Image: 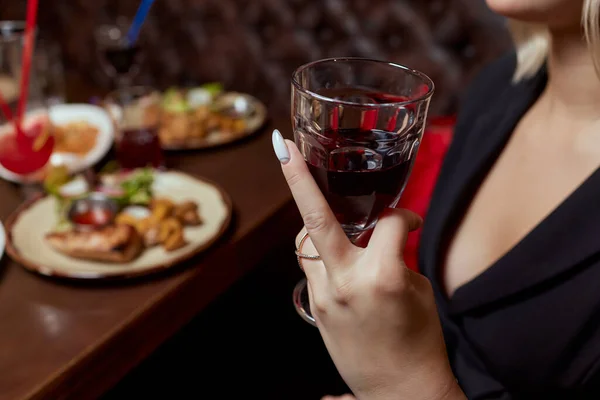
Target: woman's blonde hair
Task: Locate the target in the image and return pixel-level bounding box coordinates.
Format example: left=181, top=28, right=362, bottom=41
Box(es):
left=510, top=0, right=600, bottom=82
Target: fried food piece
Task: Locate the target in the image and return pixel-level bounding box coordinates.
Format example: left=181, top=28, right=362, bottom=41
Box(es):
left=187, top=106, right=210, bottom=139
left=163, top=230, right=187, bottom=251
left=157, top=217, right=187, bottom=251
left=149, top=198, right=175, bottom=222
left=143, top=103, right=161, bottom=126
left=115, top=213, right=162, bottom=248
left=173, top=201, right=202, bottom=226
left=163, top=113, right=189, bottom=140
left=115, top=213, right=139, bottom=227
left=193, top=105, right=210, bottom=120
left=231, top=119, right=246, bottom=134
left=205, top=113, right=221, bottom=132
left=158, top=217, right=182, bottom=242
left=45, top=224, right=143, bottom=263
left=143, top=225, right=161, bottom=247
left=218, top=116, right=234, bottom=134
left=135, top=217, right=152, bottom=235
left=150, top=198, right=175, bottom=211
left=136, top=217, right=161, bottom=247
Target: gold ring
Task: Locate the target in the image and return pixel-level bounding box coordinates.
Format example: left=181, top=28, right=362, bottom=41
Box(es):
left=295, top=231, right=321, bottom=270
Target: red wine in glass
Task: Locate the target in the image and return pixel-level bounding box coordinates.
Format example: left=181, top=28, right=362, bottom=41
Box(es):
left=117, top=127, right=164, bottom=170
left=306, top=128, right=415, bottom=236
left=301, top=88, right=423, bottom=236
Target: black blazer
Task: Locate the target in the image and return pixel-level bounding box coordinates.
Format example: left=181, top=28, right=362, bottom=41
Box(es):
left=419, top=53, right=600, bottom=399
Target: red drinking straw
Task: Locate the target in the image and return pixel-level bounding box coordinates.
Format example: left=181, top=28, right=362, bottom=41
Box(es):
left=16, top=0, right=39, bottom=138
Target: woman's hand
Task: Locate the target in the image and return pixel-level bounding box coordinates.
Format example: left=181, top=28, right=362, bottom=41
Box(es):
left=273, top=131, right=465, bottom=400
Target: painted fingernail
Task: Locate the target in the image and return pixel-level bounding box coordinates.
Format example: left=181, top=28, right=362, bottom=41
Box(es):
left=272, top=129, right=290, bottom=164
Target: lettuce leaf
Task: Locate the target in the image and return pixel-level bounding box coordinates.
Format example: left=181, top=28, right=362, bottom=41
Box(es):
left=119, top=168, right=154, bottom=205
left=200, top=82, right=223, bottom=96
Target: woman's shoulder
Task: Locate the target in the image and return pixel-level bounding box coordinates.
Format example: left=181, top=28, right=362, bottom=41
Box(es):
left=422, top=52, right=518, bottom=207
left=455, top=51, right=517, bottom=131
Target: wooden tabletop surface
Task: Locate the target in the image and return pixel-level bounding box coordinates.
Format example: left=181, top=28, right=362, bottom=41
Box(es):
left=0, top=113, right=299, bottom=400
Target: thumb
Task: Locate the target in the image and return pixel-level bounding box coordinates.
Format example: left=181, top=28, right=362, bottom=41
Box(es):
left=368, top=208, right=423, bottom=259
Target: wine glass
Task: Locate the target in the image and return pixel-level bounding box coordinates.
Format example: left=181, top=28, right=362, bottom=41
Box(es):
left=291, top=57, right=434, bottom=326
left=0, top=20, right=53, bottom=181
left=94, top=18, right=142, bottom=90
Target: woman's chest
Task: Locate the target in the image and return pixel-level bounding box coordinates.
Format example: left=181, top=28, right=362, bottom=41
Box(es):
left=442, top=123, right=600, bottom=297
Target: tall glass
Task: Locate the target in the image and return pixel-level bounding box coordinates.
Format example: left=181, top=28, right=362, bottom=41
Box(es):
left=291, top=58, right=434, bottom=325
left=0, top=20, right=53, bottom=180
left=105, top=86, right=164, bottom=170
left=35, top=37, right=66, bottom=106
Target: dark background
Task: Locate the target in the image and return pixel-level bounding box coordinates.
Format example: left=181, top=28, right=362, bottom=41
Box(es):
left=0, top=1, right=512, bottom=398
left=1, top=0, right=512, bottom=115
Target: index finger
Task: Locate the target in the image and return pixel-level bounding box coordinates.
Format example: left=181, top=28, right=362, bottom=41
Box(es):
left=273, top=130, right=354, bottom=268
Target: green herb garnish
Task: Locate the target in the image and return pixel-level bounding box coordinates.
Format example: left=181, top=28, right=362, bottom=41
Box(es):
left=200, top=82, right=224, bottom=96
left=120, top=168, right=154, bottom=205
left=162, top=87, right=189, bottom=113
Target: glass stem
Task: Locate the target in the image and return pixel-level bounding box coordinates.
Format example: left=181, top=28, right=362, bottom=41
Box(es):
left=115, top=74, right=131, bottom=91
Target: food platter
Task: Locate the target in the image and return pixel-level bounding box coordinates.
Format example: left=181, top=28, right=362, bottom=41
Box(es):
left=0, top=104, right=114, bottom=184
left=4, top=170, right=232, bottom=280
left=160, top=91, right=267, bottom=150
left=106, top=85, right=267, bottom=151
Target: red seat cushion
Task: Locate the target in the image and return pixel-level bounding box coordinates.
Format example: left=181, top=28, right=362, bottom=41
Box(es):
left=397, top=116, right=456, bottom=271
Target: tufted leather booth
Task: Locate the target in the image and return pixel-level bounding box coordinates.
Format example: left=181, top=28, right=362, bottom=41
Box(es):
left=1, top=0, right=512, bottom=116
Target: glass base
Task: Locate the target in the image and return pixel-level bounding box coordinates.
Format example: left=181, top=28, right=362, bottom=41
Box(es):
left=293, top=278, right=316, bottom=326
left=341, top=220, right=376, bottom=241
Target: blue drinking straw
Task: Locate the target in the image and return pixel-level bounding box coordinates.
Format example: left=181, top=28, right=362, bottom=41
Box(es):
left=126, top=0, right=155, bottom=45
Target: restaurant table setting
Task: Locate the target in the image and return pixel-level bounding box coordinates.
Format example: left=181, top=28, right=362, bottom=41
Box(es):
left=0, top=0, right=270, bottom=281
left=0, top=0, right=445, bottom=397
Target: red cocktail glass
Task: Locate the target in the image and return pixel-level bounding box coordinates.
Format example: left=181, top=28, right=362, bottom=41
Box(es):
left=0, top=20, right=54, bottom=179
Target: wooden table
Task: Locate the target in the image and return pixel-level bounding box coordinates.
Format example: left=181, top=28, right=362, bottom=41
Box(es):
left=0, top=115, right=299, bottom=400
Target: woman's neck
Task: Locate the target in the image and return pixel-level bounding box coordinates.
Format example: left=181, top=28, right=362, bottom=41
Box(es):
left=543, top=28, right=600, bottom=120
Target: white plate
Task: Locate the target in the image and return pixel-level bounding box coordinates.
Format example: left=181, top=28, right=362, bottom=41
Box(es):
left=0, top=104, right=114, bottom=183
left=5, top=171, right=232, bottom=280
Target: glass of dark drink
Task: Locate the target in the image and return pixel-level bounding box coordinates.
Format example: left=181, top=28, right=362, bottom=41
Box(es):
left=94, top=19, right=141, bottom=89
left=291, top=58, right=434, bottom=325
left=105, top=86, right=164, bottom=170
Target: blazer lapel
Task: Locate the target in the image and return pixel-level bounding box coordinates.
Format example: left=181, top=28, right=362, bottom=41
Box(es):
left=421, top=66, right=548, bottom=312
left=442, top=67, right=600, bottom=314
left=450, top=168, right=600, bottom=314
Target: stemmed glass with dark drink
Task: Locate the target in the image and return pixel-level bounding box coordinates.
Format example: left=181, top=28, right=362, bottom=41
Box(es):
left=94, top=19, right=141, bottom=89
left=291, top=58, right=434, bottom=326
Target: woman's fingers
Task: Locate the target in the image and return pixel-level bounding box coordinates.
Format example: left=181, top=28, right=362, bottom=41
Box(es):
left=368, top=208, right=422, bottom=260
left=295, top=226, right=307, bottom=249
left=296, top=228, right=327, bottom=290
left=274, top=131, right=354, bottom=269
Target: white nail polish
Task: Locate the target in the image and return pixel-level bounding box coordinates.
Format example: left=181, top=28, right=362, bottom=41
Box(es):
left=272, top=129, right=290, bottom=164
